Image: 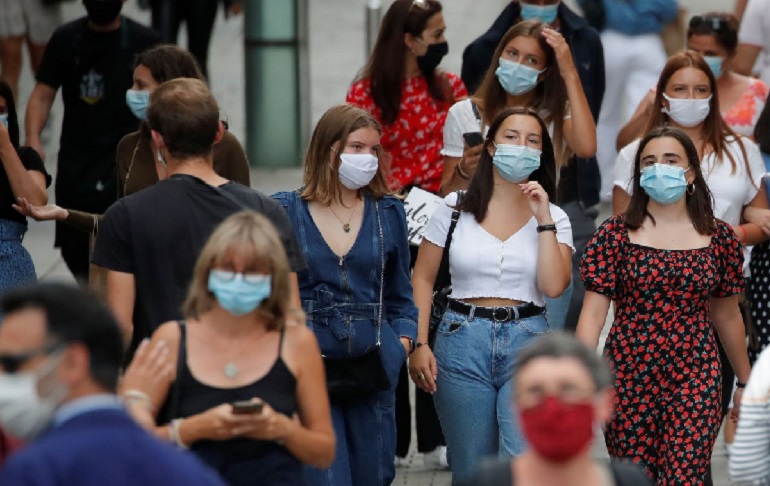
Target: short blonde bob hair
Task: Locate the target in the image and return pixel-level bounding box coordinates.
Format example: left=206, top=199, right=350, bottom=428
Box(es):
left=183, top=211, right=290, bottom=330
left=300, top=104, right=393, bottom=204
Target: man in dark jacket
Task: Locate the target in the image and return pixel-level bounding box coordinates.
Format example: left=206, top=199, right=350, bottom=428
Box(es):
left=461, top=0, right=605, bottom=331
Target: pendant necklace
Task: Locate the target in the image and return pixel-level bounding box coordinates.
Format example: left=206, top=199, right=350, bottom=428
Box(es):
left=328, top=198, right=360, bottom=233
left=220, top=329, right=270, bottom=379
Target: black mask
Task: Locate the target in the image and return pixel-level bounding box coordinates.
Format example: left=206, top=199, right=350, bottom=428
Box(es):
left=417, top=41, right=449, bottom=77
left=84, top=0, right=123, bottom=26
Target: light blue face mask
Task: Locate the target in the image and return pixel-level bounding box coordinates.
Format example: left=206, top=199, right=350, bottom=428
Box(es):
left=640, top=163, right=690, bottom=205
left=125, top=89, right=150, bottom=120
left=495, top=58, right=544, bottom=96
left=703, top=55, right=724, bottom=78
left=208, top=270, right=272, bottom=316
left=492, top=143, right=542, bottom=183
left=520, top=1, right=560, bottom=24
left=0, top=113, right=8, bottom=128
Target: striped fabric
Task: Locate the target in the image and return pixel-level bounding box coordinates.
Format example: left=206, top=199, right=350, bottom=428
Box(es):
left=729, top=346, right=770, bottom=485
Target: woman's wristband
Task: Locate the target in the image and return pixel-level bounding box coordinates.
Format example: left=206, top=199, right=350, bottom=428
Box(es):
left=169, top=418, right=188, bottom=449
left=736, top=381, right=747, bottom=389
left=455, top=160, right=470, bottom=180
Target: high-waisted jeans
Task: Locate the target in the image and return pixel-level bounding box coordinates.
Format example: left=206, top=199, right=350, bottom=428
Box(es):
left=432, top=308, right=549, bottom=484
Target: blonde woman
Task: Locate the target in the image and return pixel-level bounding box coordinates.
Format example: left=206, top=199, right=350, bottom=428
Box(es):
left=125, top=211, right=334, bottom=486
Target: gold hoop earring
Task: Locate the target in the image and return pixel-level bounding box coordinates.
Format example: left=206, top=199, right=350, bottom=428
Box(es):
left=687, top=183, right=695, bottom=195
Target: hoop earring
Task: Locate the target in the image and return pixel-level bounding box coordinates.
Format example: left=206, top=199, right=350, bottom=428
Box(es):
left=687, top=183, right=695, bottom=195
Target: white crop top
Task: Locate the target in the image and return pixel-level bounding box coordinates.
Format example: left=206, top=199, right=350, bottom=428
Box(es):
left=423, top=192, right=574, bottom=306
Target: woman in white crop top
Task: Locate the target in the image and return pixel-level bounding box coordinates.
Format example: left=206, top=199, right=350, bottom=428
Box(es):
left=409, top=107, right=573, bottom=484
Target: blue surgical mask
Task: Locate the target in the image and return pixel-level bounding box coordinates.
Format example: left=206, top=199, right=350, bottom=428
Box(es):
left=520, top=1, right=560, bottom=24
left=492, top=143, right=541, bottom=183
left=125, top=89, right=150, bottom=120
left=704, top=56, right=724, bottom=78
left=0, top=113, right=8, bottom=127
left=640, top=163, right=690, bottom=205
left=495, top=58, right=544, bottom=95
left=208, top=270, right=272, bottom=316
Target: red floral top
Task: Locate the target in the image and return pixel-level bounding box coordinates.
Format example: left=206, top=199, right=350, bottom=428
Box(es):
left=723, top=77, right=769, bottom=138
left=346, top=73, right=467, bottom=193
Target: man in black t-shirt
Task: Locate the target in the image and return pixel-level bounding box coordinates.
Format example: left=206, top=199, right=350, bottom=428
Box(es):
left=91, top=78, right=306, bottom=356
left=24, top=0, right=160, bottom=283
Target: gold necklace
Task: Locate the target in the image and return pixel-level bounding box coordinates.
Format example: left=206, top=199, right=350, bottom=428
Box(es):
left=328, top=198, right=360, bottom=233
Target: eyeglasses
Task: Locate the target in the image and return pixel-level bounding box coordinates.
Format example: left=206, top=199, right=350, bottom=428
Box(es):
left=0, top=343, right=61, bottom=374
left=210, top=269, right=270, bottom=284
left=688, top=15, right=730, bottom=34
left=409, top=0, right=429, bottom=12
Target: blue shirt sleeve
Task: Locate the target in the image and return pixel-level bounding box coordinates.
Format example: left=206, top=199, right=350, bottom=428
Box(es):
left=603, top=0, right=679, bottom=35
left=381, top=198, right=418, bottom=340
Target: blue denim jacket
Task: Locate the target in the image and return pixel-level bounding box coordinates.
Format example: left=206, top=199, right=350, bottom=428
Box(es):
left=272, top=192, right=418, bottom=381
left=599, top=0, right=679, bottom=36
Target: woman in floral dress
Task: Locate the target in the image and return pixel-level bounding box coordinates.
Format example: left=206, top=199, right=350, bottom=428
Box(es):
left=577, top=126, right=752, bottom=485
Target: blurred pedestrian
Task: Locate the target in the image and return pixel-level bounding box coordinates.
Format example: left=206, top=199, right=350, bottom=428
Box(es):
left=458, top=332, right=651, bottom=486
left=90, top=78, right=304, bottom=360
left=0, top=0, right=62, bottom=99
left=0, top=282, right=226, bottom=486
left=0, top=79, right=50, bottom=293
left=24, top=0, right=160, bottom=284
left=273, top=104, right=418, bottom=486
left=122, top=211, right=335, bottom=485
left=411, top=107, right=573, bottom=484
left=733, top=0, right=770, bottom=85
left=578, top=126, right=752, bottom=484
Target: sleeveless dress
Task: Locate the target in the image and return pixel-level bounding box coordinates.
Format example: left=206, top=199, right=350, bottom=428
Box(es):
left=580, top=216, right=744, bottom=484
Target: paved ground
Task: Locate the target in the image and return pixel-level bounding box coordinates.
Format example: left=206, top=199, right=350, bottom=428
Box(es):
left=16, top=1, right=736, bottom=484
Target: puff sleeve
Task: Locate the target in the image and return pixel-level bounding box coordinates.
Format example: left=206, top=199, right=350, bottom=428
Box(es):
left=580, top=215, right=625, bottom=299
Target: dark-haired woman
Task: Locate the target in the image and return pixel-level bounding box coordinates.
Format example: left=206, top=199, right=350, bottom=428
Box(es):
left=0, top=78, right=50, bottom=292
left=15, top=44, right=250, bottom=234
left=410, top=107, right=573, bottom=484
left=345, top=0, right=465, bottom=467
left=346, top=0, right=466, bottom=194
left=578, top=126, right=752, bottom=484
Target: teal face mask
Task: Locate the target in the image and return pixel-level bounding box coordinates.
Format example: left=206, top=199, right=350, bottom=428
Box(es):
left=125, top=89, right=150, bottom=120
left=640, top=163, right=690, bottom=205
left=492, top=143, right=542, bottom=183
left=0, top=113, right=8, bottom=127
left=208, top=270, right=272, bottom=316
left=703, top=56, right=724, bottom=78
left=520, top=2, right=560, bottom=24
left=495, top=58, right=544, bottom=95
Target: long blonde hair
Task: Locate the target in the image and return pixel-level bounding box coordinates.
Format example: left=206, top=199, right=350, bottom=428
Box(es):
left=183, top=211, right=291, bottom=330
left=300, top=104, right=393, bottom=204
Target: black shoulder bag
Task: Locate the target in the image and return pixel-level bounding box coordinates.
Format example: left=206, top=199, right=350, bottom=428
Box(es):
left=322, top=200, right=391, bottom=401
left=428, top=192, right=463, bottom=347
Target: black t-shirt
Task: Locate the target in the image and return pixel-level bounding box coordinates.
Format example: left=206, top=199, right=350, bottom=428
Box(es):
left=37, top=17, right=160, bottom=212
left=0, top=147, right=51, bottom=226
left=91, top=174, right=306, bottom=348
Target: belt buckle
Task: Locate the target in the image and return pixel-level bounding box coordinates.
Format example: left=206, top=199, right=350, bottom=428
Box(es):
left=492, top=307, right=513, bottom=322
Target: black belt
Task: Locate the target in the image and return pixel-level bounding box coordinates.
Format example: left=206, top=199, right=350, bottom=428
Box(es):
left=447, top=298, right=545, bottom=322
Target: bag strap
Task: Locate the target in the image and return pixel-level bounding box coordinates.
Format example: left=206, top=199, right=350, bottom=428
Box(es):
left=374, top=199, right=385, bottom=346
left=434, top=191, right=464, bottom=291
left=470, top=100, right=483, bottom=132
left=169, top=319, right=187, bottom=419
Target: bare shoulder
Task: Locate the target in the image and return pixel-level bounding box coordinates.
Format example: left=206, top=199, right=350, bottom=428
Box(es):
left=281, top=323, right=321, bottom=378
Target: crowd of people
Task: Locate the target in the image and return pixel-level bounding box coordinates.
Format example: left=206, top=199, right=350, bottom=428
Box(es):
left=2, top=0, right=770, bottom=485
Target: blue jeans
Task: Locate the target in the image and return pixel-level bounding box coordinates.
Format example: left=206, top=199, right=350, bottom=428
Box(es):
left=432, top=309, right=549, bottom=484
left=544, top=280, right=573, bottom=331
left=304, top=386, right=397, bottom=486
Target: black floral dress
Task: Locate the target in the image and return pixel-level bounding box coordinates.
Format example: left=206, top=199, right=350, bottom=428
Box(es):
left=580, top=216, right=744, bottom=485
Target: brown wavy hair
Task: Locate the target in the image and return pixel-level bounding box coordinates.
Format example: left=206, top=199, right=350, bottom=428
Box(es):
left=624, top=126, right=716, bottom=235
left=473, top=20, right=567, bottom=166
left=300, top=104, right=392, bottom=204
left=357, top=0, right=450, bottom=125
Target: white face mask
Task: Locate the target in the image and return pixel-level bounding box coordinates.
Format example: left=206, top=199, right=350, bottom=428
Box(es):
left=0, top=353, right=69, bottom=441
left=662, top=94, right=712, bottom=128
left=337, top=153, right=379, bottom=190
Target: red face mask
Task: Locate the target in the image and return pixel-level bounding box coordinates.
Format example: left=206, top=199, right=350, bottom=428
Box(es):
left=519, top=396, right=594, bottom=462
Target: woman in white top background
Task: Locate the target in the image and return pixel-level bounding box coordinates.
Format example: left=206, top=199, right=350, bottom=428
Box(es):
left=410, top=106, right=573, bottom=484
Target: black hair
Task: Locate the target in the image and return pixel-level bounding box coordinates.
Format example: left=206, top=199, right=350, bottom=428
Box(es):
left=134, top=44, right=205, bottom=84
left=0, top=283, right=124, bottom=391
left=458, top=106, right=557, bottom=222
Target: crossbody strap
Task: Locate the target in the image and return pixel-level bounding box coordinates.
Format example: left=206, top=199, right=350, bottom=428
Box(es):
left=374, top=199, right=385, bottom=346
left=435, top=191, right=464, bottom=291
left=169, top=319, right=187, bottom=419
left=470, top=100, right=483, bottom=133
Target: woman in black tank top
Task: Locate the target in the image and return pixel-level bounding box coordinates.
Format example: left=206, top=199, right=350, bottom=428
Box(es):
left=121, top=212, right=335, bottom=485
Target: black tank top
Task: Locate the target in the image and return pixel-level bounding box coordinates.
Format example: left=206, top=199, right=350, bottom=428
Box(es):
left=173, top=322, right=304, bottom=485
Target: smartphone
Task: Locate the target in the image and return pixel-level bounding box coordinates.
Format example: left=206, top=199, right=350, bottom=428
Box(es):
left=231, top=400, right=264, bottom=414
left=462, top=131, right=484, bottom=148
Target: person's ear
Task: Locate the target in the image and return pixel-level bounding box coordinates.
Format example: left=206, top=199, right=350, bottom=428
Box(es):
left=404, top=33, right=421, bottom=56
left=214, top=121, right=226, bottom=145
left=150, top=130, right=166, bottom=152
left=594, top=387, right=615, bottom=425
left=487, top=142, right=496, bottom=158
left=56, top=343, right=90, bottom=390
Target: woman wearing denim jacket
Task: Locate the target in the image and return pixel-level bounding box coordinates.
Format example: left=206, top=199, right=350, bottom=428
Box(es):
left=273, top=104, right=418, bottom=486
left=410, top=107, right=573, bottom=484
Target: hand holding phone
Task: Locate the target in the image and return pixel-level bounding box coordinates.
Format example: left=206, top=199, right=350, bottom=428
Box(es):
left=462, top=131, right=484, bottom=148
left=231, top=400, right=264, bottom=415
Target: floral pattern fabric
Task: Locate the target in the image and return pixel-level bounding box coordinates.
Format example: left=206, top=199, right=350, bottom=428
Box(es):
left=723, top=77, right=769, bottom=138
left=580, top=215, right=745, bottom=485
left=346, top=73, right=467, bottom=194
